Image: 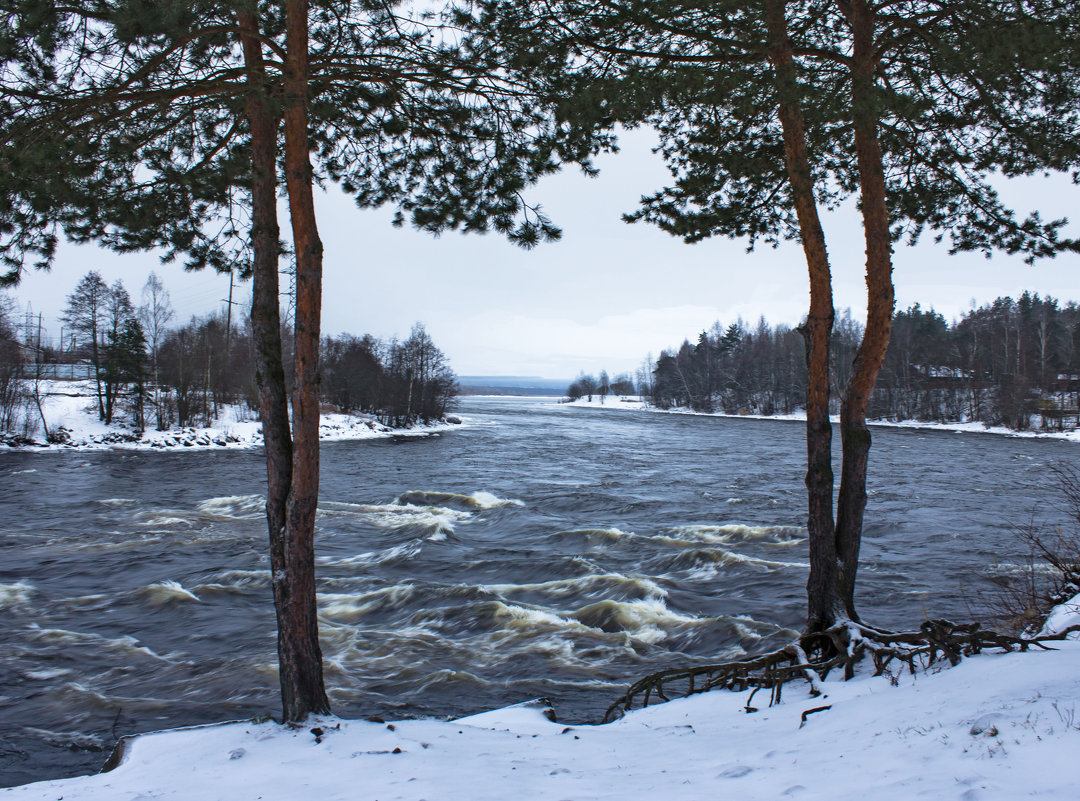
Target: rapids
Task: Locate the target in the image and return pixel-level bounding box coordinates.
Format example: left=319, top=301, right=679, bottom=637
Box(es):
left=0, top=396, right=1073, bottom=786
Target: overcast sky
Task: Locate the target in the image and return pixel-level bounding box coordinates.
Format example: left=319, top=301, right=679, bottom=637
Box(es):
left=7, top=128, right=1080, bottom=379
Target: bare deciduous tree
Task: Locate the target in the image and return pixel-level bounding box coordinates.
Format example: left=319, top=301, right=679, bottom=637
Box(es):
left=139, top=272, right=174, bottom=430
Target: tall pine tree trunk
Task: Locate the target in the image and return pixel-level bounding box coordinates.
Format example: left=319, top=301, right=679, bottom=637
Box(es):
left=240, top=4, right=328, bottom=723
left=279, top=0, right=330, bottom=721
left=835, top=0, right=895, bottom=621
left=766, top=0, right=840, bottom=632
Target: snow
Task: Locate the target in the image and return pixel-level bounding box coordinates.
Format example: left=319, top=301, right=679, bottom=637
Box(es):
left=6, top=393, right=1080, bottom=797
left=564, top=395, right=1080, bottom=441
left=6, top=616, right=1080, bottom=799
left=1040, top=592, right=1080, bottom=637
left=564, top=394, right=651, bottom=411
left=2, top=380, right=458, bottom=451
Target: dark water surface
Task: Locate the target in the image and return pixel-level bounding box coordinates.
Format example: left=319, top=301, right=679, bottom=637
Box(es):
left=0, top=397, right=1074, bottom=786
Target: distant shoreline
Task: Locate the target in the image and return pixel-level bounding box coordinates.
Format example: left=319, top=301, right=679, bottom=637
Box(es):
left=1, top=379, right=460, bottom=453
left=458, top=376, right=568, bottom=397
left=561, top=395, right=1080, bottom=443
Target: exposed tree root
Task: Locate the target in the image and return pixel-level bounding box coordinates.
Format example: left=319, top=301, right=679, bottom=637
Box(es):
left=602, top=619, right=1080, bottom=723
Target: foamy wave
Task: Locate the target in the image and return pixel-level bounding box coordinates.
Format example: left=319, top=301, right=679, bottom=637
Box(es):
left=987, top=561, right=1063, bottom=578
left=468, top=491, right=525, bottom=509
left=515, top=635, right=577, bottom=662
left=727, top=614, right=799, bottom=642
left=665, top=524, right=806, bottom=545
left=483, top=573, right=666, bottom=600
left=24, top=668, right=72, bottom=681
left=97, top=498, right=137, bottom=506
left=571, top=598, right=706, bottom=644
left=212, top=569, right=272, bottom=588
left=487, top=596, right=708, bottom=645
left=318, top=585, right=417, bottom=621
left=493, top=602, right=583, bottom=630
left=140, top=580, right=201, bottom=605
left=0, top=581, right=34, bottom=609
left=134, top=513, right=195, bottom=528
left=731, top=618, right=765, bottom=641
left=196, top=494, right=265, bottom=519
left=548, top=527, right=634, bottom=545
left=320, top=539, right=424, bottom=568
left=320, top=501, right=470, bottom=535
left=659, top=548, right=809, bottom=576
left=366, top=505, right=467, bottom=534
left=394, top=490, right=524, bottom=510
left=25, top=626, right=170, bottom=660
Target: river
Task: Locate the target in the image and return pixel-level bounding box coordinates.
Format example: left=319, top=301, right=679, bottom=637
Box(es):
left=0, top=397, right=1074, bottom=787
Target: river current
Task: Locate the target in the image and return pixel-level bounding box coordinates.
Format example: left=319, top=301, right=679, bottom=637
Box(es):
left=1, top=397, right=1074, bottom=786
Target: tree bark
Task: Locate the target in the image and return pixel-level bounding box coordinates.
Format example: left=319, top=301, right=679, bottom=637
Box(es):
left=278, top=0, right=330, bottom=721
left=240, top=4, right=328, bottom=722
left=765, top=0, right=840, bottom=632
left=835, top=0, right=895, bottom=621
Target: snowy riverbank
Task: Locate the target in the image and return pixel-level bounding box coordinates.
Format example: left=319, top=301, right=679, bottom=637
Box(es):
left=563, top=395, right=1080, bottom=442
left=6, top=597, right=1079, bottom=800
left=1, top=380, right=459, bottom=451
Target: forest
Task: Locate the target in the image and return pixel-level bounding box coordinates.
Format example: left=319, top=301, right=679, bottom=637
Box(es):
left=0, top=271, right=457, bottom=439
left=571, top=292, right=1080, bottom=432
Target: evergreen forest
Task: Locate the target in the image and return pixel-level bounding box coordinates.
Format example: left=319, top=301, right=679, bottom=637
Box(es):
left=571, top=292, right=1080, bottom=432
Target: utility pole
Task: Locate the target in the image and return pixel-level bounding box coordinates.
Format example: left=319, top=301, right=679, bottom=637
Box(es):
left=216, top=270, right=245, bottom=420
left=224, top=270, right=234, bottom=358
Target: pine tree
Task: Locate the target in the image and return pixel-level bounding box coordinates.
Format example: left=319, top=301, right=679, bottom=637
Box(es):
left=476, top=0, right=1080, bottom=630
left=61, top=271, right=110, bottom=420
left=100, top=280, right=136, bottom=425
left=102, top=316, right=147, bottom=429
left=1, top=0, right=599, bottom=721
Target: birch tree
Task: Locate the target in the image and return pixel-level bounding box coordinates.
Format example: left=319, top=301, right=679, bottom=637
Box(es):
left=139, top=272, right=174, bottom=430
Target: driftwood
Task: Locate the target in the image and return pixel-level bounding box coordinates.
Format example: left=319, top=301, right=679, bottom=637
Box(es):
left=602, top=619, right=1080, bottom=723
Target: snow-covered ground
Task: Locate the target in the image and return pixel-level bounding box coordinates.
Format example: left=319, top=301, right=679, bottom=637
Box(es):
left=1, top=381, right=459, bottom=451
left=6, top=597, right=1079, bottom=800
left=564, top=395, right=1080, bottom=442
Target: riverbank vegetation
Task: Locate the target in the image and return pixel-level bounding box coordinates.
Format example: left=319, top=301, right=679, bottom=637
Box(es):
left=0, top=275, right=457, bottom=443
left=660, top=293, right=1080, bottom=433
left=986, top=464, right=1080, bottom=635
left=569, top=292, right=1080, bottom=433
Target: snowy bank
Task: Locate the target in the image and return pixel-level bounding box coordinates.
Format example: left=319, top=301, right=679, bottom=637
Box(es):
left=563, top=395, right=1080, bottom=442
left=6, top=629, right=1080, bottom=799
left=1, top=380, right=460, bottom=451
left=1040, top=592, right=1080, bottom=637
